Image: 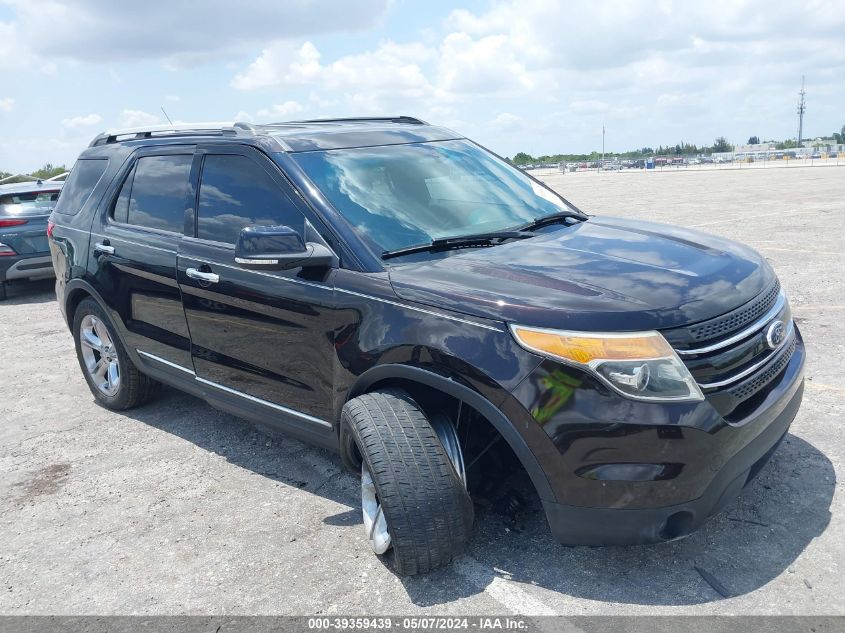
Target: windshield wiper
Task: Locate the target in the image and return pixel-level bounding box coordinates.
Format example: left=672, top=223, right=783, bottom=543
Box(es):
left=382, top=230, right=534, bottom=260
left=516, top=211, right=586, bottom=233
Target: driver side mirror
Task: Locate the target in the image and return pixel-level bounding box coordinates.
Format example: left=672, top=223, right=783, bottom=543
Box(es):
left=234, top=225, right=337, bottom=271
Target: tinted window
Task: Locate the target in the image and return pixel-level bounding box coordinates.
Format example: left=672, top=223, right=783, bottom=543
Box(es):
left=0, top=189, right=61, bottom=216
left=126, top=155, right=192, bottom=233
left=53, top=159, right=108, bottom=216
left=112, top=163, right=135, bottom=224
left=197, top=154, right=302, bottom=244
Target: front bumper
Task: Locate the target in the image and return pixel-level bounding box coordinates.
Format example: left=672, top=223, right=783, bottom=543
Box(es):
left=510, top=327, right=805, bottom=545
left=543, top=379, right=801, bottom=544
left=0, top=253, right=54, bottom=282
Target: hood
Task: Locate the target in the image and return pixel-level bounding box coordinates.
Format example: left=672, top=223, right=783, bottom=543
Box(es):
left=387, top=216, right=775, bottom=331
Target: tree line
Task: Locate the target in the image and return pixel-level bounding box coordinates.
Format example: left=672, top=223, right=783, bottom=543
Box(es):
left=0, top=163, right=69, bottom=184
left=510, top=124, right=845, bottom=165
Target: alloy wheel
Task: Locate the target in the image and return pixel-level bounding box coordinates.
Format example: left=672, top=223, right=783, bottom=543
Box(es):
left=79, top=314, right=121, bottom=397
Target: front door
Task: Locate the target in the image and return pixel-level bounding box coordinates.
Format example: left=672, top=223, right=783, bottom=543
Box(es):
left=177, top=145, right=337, bottom=442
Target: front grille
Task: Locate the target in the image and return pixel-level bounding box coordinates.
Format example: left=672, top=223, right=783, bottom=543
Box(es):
left=728, top=335, right=797, bottom=401
left=687, top=279, right=780, bottom=342
left=662, top=279, right=796, bottom=416
left=665, top=279, right=780, bottom=349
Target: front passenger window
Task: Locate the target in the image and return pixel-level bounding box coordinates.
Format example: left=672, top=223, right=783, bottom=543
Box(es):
left=197, top=154, right=304, bottom=244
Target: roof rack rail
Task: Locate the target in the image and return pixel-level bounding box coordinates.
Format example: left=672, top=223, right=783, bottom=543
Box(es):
left=289, top=116, right=427, bottom=126
left=89, top=121, right=255, bottom=147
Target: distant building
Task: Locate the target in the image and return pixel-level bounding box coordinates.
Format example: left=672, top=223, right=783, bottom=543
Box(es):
left=733, top=142, right=777, bottom=153
left=802, top=138, right=844, bottom=153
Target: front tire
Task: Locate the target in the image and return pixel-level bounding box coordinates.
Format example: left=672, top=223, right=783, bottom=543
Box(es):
left=342, top=389, right=474, bottom=576
left=72, top=298, right=160, bottom=410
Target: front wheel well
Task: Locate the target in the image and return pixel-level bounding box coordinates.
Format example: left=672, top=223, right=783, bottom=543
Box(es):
left=343, top=377, right=538, bottom=506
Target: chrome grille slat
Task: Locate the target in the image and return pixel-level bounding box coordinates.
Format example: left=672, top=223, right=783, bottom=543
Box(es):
left=676, top=293, right=785, bottom=356
left=662, top=279, right=796, bottom=412
left=685, top=279, right=780, bottom=343
left=727, top=335, right=797, bottom=400
left=697, top=321, right=795, bottom=389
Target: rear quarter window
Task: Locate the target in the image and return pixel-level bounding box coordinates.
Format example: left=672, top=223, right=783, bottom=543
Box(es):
left=53, top=159, right=109, bottom=215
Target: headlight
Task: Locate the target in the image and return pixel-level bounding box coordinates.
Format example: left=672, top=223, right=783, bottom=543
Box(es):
left=510, top=325, right=704, bottom=402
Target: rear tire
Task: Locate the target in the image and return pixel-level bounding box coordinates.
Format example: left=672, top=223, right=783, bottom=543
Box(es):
left=72, top=298, right=160, bottom=410
left=0, top=281, right=6, bottom=301
left=342, top=389, right=474, bottom=576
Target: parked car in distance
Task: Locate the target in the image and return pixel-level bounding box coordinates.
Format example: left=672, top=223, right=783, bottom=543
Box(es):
left=49, top=118, right=805, bottom=575
left=0, top=179, right=64, bottom=299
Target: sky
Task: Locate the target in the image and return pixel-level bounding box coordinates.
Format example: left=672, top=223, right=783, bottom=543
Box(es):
left=1, top=0, right=844, bottom=172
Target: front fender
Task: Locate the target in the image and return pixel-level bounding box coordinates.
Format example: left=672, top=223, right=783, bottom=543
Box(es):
left=347, top=363, right=555, bottom=502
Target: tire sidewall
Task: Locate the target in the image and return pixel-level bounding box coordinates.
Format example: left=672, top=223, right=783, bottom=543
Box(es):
left=341, top=390, right=473, bottom=574
left=72, top=299, right=134, bottom=410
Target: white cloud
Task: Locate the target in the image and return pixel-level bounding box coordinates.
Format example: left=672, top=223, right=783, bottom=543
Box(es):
left=61, top=113, right=103, bottom=128
left=2, top=0, right=845, bottom=171
left=570, top=100, right=610, bottom=115
left=257, top=100, right=304, bottom=119
left=3, top=0, right=391, bottom=66
left=0, top=97, right=14, bottom=112
left=437, top=32, right=533, bottom=95
left=492, top=112, right=524, bottom=129
left=233, top=40, right=435, bottom=99
left=118, top=109, right=160, bottom=128
left=0, top=21, right=25, bottom=70
left=231, top=42, right=304, bottom=90
left=233, top=40, right=438, bottom=114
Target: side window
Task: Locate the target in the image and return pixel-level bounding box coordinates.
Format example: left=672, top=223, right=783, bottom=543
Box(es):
left=197, top=154, right=303, bottom=244
left=124, top=155, right=192, bottom=233
left=112, top=163, right=136, bottom=224
left=53, top=158, right=108, bottom=216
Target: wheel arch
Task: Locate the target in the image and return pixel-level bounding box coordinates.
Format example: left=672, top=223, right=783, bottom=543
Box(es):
left=64, top=281, right=97, bottom=329
left=345, top=363, right=555, bottom=502
left=63, top=279, right=139, bottom=367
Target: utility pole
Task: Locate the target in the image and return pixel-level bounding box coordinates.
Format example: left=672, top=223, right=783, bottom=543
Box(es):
left=601, top=124, right=605, bottom=171
left=797, top=75, right=806, bottom=147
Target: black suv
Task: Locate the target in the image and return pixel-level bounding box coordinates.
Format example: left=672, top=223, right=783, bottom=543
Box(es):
left=49, top=118, right=805, bottom=575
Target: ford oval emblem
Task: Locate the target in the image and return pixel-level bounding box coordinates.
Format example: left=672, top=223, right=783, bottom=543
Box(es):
left=765, top=320, right=786, bottom=350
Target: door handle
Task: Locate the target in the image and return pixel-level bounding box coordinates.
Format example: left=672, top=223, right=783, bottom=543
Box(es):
left=94, top=241, right=115, bottom=255
left=186, top=267, right=220, bottom=284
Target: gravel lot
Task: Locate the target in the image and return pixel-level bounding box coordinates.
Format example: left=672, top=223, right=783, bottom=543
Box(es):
left=1, top=166, right=842, bottom=616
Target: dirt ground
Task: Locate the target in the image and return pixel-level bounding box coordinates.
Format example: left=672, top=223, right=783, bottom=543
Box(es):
left=0, top=165, right=842, bottom=615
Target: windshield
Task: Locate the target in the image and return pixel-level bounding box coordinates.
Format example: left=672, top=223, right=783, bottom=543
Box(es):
left=0, top=189, right=61, bottom=216
left=292, top=139, right=578, bottom=255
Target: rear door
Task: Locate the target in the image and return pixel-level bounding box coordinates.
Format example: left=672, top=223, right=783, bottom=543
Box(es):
left=90, top=146, right=195, bottom=370
left=177, top=144, right=337, bottom=436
